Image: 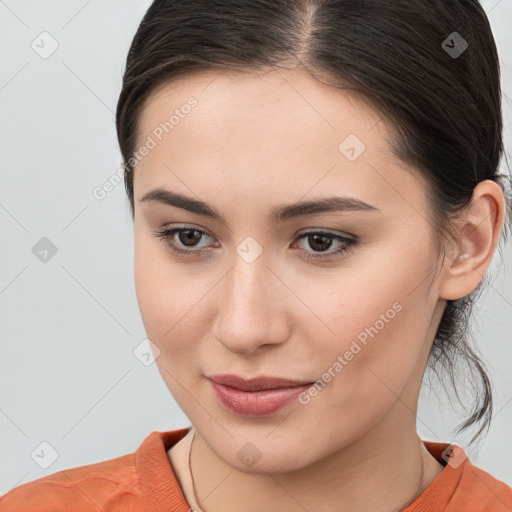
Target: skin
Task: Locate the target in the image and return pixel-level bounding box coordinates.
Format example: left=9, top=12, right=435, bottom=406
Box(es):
left=132, top=66, right=506, bottom=512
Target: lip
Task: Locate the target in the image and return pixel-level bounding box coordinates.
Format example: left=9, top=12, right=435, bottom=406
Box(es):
left=208, top=374, right=314, bottom=391
left=208, top=374, right=315, bottom=417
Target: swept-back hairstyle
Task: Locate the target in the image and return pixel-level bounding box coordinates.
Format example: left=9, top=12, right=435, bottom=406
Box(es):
left=116, top=0, right=511, bottom=445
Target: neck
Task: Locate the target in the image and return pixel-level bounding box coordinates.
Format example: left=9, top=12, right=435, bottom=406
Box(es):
left=189, top=402, right=445, bottom=512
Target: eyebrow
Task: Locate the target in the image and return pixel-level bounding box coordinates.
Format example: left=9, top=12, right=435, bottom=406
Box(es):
left=140, top=188, right=380, bottom=224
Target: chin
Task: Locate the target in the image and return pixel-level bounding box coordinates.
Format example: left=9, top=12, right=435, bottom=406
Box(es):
left=206, top=431, right=321, bottom=474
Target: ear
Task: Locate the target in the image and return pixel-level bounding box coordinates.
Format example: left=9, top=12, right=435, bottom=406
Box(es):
left=439, top=179, right=506, bottom=301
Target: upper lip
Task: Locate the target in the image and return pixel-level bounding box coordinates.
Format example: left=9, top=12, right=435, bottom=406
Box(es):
left=208, top=374, right=314, bottom=391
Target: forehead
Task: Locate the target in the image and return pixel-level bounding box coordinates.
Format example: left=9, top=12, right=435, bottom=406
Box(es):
left=138, top=67, right=387, bottom=145
left=133, top=67, right=427, bottom=217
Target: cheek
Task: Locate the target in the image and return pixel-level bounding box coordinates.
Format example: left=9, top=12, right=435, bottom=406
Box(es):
left=134, top=254, right=202, bottom=404
left=134, top=234, right=183, bottom=345
left=133, top=235, right=218, bottom=362
left=306, top=249, right=434, bottom=403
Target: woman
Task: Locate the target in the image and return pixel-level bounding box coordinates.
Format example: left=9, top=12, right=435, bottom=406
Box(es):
left=2, top=0, right=511, bottom=510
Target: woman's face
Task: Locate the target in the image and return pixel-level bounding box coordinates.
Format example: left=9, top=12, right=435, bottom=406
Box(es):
left=133, top=67, right=448, bottom=472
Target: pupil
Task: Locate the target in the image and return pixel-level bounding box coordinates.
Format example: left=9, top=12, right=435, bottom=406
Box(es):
left=180, top=229, right=201, bottom=247
left=310, top=234, right=332, bottom=252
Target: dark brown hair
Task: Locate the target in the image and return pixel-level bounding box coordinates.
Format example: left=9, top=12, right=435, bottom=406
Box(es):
left=115, top=0, right=512, bottom=445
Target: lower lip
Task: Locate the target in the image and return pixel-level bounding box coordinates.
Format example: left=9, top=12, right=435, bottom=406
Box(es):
left=209, top=380, right=312, bottom=417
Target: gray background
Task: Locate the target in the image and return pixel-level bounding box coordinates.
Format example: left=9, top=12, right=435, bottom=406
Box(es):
left=1, top=0, right=511, bottom=495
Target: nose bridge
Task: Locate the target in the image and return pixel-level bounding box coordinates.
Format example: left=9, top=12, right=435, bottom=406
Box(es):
left=213, top=247, right=288, bottom=354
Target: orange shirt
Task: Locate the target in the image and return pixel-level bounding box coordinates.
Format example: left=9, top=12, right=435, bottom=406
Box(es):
left=1, top=428, right=511, bottom=511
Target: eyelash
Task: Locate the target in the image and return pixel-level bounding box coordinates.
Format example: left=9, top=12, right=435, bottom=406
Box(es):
left=153, top=226, right=356, bottom=261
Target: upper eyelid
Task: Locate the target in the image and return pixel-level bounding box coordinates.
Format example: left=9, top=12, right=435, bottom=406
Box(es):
left=162, top=223, right=354, bottom=236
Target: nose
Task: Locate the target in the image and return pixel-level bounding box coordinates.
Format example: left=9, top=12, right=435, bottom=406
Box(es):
left=212, top=254, right=290, bottom=355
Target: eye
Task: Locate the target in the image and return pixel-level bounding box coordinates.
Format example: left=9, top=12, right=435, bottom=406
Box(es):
left=293, top=231, right=356, bottom=260
left=153, top=226, right=217, bottom=257
left=152, top=225, right=357, bottom=260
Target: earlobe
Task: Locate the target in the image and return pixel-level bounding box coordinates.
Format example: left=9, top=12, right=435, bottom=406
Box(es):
left=438, top=180, right=506, bottom=301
